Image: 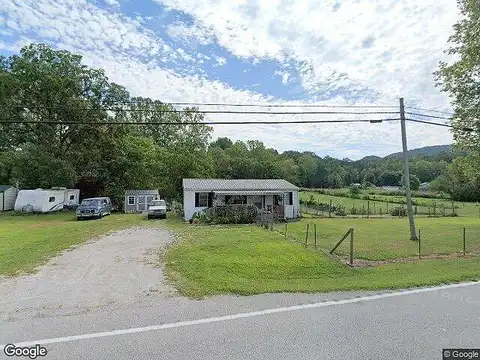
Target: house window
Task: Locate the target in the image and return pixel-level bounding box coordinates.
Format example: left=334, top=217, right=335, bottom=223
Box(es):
left=195, top=192, right=208, bottom=207
left=49, top=197, right=55, bottom=203
left=286, top=192, right=293, bottom=206
left=127, top=196, right=135, bottom=205
left=69, top=195, right=75, bottom=200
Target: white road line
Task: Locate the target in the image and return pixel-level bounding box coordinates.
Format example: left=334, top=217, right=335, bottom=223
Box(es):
left=2, top=281, right=478, bottom=348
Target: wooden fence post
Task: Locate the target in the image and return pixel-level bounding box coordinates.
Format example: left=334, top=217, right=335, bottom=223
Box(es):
left=463, top=227, right=466, bottom=256
left=386, top=201, right=389, bottom=213
left=305, top=223, right=309, bottom=247
left=367, top=201, right=370, bottom=218
left=329, top=200, right=332, bottom=218
left=433, top=201, right=436, bottom=217
left=373, top=202, right=376, bottom=215
left=285, top=222, right=288, bottom=237
left=418, top=229, right=421, bottom=258
left=349, top=228, right=354, bottom=266
left=314, top=224, right=317, bottom=248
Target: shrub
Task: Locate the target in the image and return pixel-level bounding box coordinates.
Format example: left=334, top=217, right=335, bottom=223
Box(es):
left=194, top=205, right=258, bottom=225
left=349, top=185, right=361, bottom=198
left=334, top=206, right=347, bottom=216
left=390, top=206, right=407, bottom=217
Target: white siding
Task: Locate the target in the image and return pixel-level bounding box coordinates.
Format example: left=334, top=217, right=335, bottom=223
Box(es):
left=284, top=190, right=300, bottom=219
left=183, top=190, right=208, bottom=221
left=183, top=189, right=300, bottom=220
left=0, top=187, right=17, bottom=211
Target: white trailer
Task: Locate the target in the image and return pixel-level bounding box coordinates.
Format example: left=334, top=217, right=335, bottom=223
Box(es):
left=14, top=188, right=80, bottom=213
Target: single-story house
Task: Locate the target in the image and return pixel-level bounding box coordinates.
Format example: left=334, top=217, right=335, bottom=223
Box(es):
left=0, top=185, right=18, bottom=212
left=182, top=179, right=300, bottom=221
left=124, top=189, right=160, bottom=213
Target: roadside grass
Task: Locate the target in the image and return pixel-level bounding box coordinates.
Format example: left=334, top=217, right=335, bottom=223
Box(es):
left=0, top=211, right=144, bottom=276
left=164, top=219, right=480, bottom=298
left=280, top=217, right=480, bottom=261
left=301, top=191, right=479, bottom=218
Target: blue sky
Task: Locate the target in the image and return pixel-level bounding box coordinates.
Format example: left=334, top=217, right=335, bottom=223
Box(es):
left=0, top=0, right=458, bottom=159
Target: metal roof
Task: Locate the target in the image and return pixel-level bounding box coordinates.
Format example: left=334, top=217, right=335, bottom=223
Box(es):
left=0, top=185, right=13, bottom=192
left=182, top=179, right=299, bottom=191
left=125, top=189, right=159, bottom=196
left=214, top=190, right=285, bottom=195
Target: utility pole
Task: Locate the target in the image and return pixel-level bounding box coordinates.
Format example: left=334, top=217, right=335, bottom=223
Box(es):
left=400, top=98, right=418, bottom=241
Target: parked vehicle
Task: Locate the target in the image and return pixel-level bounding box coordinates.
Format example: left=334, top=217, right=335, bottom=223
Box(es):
left=14, top=188, right=80, bottom=213
left=76, top=197, right=112, bottom=220
left=147, top=199, right=167, bottom=219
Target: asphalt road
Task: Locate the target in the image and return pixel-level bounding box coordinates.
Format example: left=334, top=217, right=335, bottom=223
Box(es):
left=1, top=282, right=479, bottom=360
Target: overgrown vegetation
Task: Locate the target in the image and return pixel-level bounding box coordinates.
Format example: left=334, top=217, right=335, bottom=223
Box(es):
left=190, top=205, right=258, bottom=225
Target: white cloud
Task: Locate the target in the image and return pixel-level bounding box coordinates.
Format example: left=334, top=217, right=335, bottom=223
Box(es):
left=104, top=0, right=120, bottom=7
left=214, top=56, right=226, bottom=67
left=0, top=0, right=461, bottom=158
left=155, top=0, right=459, bottom=111
left=167, top=21, right=215, bottom=46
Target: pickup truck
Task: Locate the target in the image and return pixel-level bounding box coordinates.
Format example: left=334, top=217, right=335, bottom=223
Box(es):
left=76, top=197, right=112, bottom=220
left=147, top=199, right=167, bottom=219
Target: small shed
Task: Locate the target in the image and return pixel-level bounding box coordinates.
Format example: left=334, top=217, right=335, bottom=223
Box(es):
left=124, top=189, right=160, bottom=213
left=0, top=185, right=18, bottom=212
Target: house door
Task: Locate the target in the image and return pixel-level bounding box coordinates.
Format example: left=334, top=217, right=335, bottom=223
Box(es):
left=146, top=195, right=155, bottom=206
left=137, top=196, right=146, bottom=212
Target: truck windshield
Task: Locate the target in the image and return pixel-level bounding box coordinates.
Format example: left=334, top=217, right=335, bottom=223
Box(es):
left=81, top=199, right=101, bottom=206
left=151, top=200, right=165, bottom=206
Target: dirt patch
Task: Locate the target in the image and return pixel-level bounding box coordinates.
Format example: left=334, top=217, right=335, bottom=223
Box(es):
left=0, top=227, right=177, bottom=321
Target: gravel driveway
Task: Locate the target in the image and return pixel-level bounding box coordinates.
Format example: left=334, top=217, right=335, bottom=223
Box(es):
left=0, top=227, right=176, bottom=322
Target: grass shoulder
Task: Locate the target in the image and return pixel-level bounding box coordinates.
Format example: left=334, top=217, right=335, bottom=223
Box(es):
left=163, top=218, right=480, bottom=298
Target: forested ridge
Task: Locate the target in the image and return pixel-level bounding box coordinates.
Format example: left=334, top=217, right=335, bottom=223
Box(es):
left=0, top=44, right=476, bottom=205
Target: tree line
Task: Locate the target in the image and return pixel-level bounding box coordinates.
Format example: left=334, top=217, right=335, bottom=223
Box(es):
left=0, top=42, right=478, bottom=206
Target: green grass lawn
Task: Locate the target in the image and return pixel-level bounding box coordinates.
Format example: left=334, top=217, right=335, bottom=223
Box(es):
left=3, top=210, right=480, bottom=299
left=0, top=211, right=145, bottom=276
left=164, top=220, right=480, bottom=298
left=301, top=191, right=479, bottom=218
left=276, top=217, right=480, bottom=260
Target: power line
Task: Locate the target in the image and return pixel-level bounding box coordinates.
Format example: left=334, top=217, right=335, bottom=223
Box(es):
left=0, top=118, right=402, bottom=125
left=406, top=118, right=452, bottom=128
left=405, top=112, right=453, bottom=120
left=3, top=106, right=399, bottom=115
left=404, top=106, right=454, bottom=116
left=31, top=99, right=397, bottom=108
left=167, top=102, right=397, bottom=108
left=406, top=118, right=473, bottom=132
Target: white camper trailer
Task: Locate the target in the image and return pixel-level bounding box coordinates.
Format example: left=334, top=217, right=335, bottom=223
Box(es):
left=14, top=188, right=80, bottom=213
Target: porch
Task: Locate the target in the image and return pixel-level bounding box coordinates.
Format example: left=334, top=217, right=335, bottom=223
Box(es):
left=212, top=191, right=285, bottom=218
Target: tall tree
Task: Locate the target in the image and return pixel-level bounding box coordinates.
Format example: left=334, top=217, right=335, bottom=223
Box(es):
left=435, top=0, right=480, bottom=179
